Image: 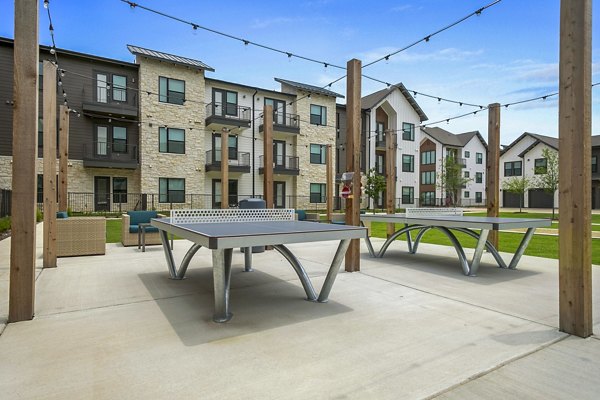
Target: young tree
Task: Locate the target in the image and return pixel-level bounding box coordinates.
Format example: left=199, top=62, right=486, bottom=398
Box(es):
left=437, top=156, right=471, bottom=206
left=363, top=168, right=386, bottom=213
left=502, top=176, right=532, bottom=213
left=534, top=147, right=559, bottom=219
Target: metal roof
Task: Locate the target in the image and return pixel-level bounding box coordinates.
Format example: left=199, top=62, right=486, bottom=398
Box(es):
left=275, top=78, right=344, bottom=98
left=127, top=44, right=215, bottom=72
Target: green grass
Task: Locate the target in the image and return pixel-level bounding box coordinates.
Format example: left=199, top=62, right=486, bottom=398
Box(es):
left=369, top=222, right=600, bottom=265
left=106, top=219, right=121, bottom=243
left=0, top=216, right=10, bottom=233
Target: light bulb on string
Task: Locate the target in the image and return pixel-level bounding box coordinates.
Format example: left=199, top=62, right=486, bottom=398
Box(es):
left=49, top=47, right=56, bottom=55
left=43, top=0, right=49, bottom=9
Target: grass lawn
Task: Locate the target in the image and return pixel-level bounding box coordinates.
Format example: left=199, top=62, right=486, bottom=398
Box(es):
left=106, top=219, right=121, bottom=243
left=369, top=221, right=600, bottom=265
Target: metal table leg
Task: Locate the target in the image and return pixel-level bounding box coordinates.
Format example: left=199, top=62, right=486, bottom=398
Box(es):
left=468, top=229, right=490, bottom=276
left=508, top=227, right=536, bottom=269
left=212, top=248, right=233, bottom=323
left=317, top=239, right=352, bottom=303
left=361, top=221, right=376, bottom=257
left=243, top=247, right=253, bottom=272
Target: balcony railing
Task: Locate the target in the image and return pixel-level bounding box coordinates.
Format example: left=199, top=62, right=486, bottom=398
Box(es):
left=205, top=102, right=251, bottom=120
left=375, top=133, right=386, bottom=149
left=82, top=142, right=138, bottom=168
left=258, top=155, right=300, bottom=175
left=205, top=150, right=251, bottom=172
left=259, top=112, right=300, bottom=135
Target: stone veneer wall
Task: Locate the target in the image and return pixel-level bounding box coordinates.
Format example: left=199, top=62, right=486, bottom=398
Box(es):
left=137, top=57, right=206, bottom=200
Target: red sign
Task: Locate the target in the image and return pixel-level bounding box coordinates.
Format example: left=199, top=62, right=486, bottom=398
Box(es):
left=341, top=185, right=351, bottom=199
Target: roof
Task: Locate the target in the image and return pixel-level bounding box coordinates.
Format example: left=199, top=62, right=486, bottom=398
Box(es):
left=456, top=131, right=488, bottom=149
left=421, top=127, right=464, bottom=147
left=127, top=44, right=215, bottom=72
left=274, top=78, right=344, bottom=98
left=361, top=83, right=428, bottom=122
left=500, top=132, right=558, bottom=156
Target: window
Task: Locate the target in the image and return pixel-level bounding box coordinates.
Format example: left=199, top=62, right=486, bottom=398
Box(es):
left=159, top=178, right=185, bottom=203
left=112, top=75, right=127, bottom=102
left=376, top=122, right=385, bottom=143
left=593, top=156, right=598, bottom=173
left=504, top=161, right=522, bottom=177
left=402, top=187, right=414, bottom=204
left=212, top=179, right=238, bottom=208
left=464, top=151, right=470, bottom=158
left=112, top=126, right=127, bottom=153
left=336, top=112, right=340, bottom=138
left=310, top=144, right=326, bottom=164
left=421, top=150, right=435, bottom=165
left=475, top=192, right=483, bottom=203
left=464, top=171, right=470, bottom=178
left=422, top=191, right=435, bottom=206
left=376, top=154, right=385, bottom=175
left=476, top=152, right=483, bottom=164
left=402, top=122, right=414, bottom=141
left=159, top=77, right=185, bottom=105
left=159, top=127, right=185, bottom=154
left=96, top=126, right=108, bottom=156
left=310, top=104, right=327, bottom=125
left=96, top=73, right=108, bottom=103
left=402, top=154, right=414, bottom=172
left=310, top=183, right=326, bottom=203
left=464, top=191, right=470, bottom=198
left=534, top=158, right=547, bottom=174
left=112, top=177, right=127, bottom=203
left=212, top=133, right=238, bottom=161
left=476, top=172, right=483, bottom=183
left=265, top=98, right=286, bottom=125
left=421, top=171, right=435, bottom=185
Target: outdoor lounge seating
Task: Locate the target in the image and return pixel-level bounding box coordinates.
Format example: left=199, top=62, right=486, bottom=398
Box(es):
left=330, top=214, right=346, bottom=224
left=57, top=217, right=106, bottom=257
left=295, top=210, right=319, bottom=222
left=121, top=211, right=163, bottom=247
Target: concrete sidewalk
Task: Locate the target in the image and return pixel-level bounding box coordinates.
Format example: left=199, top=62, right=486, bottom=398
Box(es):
left=0, top=229, right=598, bottom=399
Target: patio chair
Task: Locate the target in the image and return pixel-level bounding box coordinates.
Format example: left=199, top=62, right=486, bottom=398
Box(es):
left=57, top=217, right=106, bottom=257
left=330, top=214, right=346, bottom=225
left=121, top=210, right=163, bottom=247
left=295, top=210, right=319, bottom=222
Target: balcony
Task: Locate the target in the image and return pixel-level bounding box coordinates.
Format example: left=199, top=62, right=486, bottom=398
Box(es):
left=81, top=84, right=138, bottom=119
left=457, top=158, right=467, bottom=167
left=205, top=102, right=251, bottom=134
left=375, top=134, right=386, bottom=150
left=258, top=155, right=300, bottom=176
left=205, top=150, right=251, bottom=173
left=258, top=112, right=300, bottom=136
left=82, top=142, right=138, bottom=169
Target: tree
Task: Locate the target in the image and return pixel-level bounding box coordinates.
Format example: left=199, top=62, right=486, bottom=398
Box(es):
left=534, top=147, right=559, bottom=219
left=502, top=176, right=532, bottom=213
left=437, top=156, right=471, bottom=206
left=363, top=168, right=386, bottom=213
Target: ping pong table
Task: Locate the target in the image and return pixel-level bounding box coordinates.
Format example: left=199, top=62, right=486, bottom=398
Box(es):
left=151, top=209, right=366, bottom=322
left=360, top=213, right=551, bottom=276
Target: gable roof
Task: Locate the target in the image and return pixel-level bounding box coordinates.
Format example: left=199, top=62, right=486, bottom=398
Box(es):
left=361, top=83, right=428, bottom=122
left=500, top=132, right=558, bottom=156
left=127, top=44, right=215, bottom=72
left=456, top=131, right=488, bottom=149
left=421, top=127, right=464, bottom=147
left=274, top=78, right=344, bottom=98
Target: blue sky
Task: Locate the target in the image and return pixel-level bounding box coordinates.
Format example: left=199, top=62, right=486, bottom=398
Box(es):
left=1, top=0, right=598, bottom=145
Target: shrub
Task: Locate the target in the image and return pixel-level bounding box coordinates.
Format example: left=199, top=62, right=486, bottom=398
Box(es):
left=0, top=216, right=10, bottom=233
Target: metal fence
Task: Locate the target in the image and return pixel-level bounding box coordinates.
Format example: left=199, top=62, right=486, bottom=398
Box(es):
left=0, top=189, right=11, bottom=218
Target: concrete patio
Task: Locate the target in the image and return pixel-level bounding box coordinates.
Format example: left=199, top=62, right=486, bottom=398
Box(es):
left=0, top=224, right=599, bottom=399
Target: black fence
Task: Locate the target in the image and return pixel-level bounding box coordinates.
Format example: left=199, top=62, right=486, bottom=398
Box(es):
left=0, top=189, right=11, bottom=218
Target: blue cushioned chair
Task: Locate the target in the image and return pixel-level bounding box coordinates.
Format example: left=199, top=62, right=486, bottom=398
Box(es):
left=121, top=210, right=163, bottom=247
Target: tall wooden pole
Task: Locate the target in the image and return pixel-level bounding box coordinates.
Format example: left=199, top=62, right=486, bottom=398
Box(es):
left=263, top=105, right=274, bottom=208
left=345, top=59, right=361, bottom=272
left=9, top=0, right=39, bottom=322
left=486, top=103, right=500, bottom=249
left=326, top=143, right=333, bottom=222
left=58, top=105, right=69, bottom=211
left=386, top=131, right=397, bottom=237
left=42, top=60, right=58, bottom=269
left=558, top=0, right=592, bottom=338
left=221, top=128, right=229, bottom=209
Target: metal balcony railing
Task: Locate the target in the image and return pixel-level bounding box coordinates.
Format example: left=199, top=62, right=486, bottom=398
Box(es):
left=205, top=150, right=251, bottom=167
left=205, top=102, right=251, bottom=121
left=83, top=142, right=138, bottom=163
left=258, top=155, right=299, bottom=171
left=260, top=112, right=300, bottom=129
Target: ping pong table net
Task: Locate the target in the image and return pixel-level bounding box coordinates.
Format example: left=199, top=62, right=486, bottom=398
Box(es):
left=170, top=209, right=296, bottom=225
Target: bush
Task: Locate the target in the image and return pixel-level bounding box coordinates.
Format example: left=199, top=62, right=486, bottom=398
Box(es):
left=0, top=216, right=10, bottom=233
left=36, top=209, right=43, bottom=222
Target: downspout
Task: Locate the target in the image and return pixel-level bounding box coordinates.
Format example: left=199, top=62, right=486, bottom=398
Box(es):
left=252, top=89, right=258, bottom=197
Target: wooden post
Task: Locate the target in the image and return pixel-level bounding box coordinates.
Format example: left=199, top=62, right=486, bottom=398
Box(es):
left=263, top=105, right=274, bottom=208
left=221, top=128, right=229, bottom=209
left=386, top=131, right=397, bottom=237
left=9, top=0, right=39, bottom=322
left=345, top=59, right=361, bottom=272
left=58, top=105, right=69, bottom=211
left=42, top=60, right=58, bottom=269
left=558, top=0, right=592, bottom=338
left=486, top=103, right=500, bottom=248
left=326, top=143, right=333, bottom=222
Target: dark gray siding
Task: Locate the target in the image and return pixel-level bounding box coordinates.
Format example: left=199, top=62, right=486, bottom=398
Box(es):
left=335, top=105, right=367, bottom=176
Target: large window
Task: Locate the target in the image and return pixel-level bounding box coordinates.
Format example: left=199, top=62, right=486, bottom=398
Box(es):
left=402, top=154, right=414, bottom=172
left=310, top=144, right=326, bottom=164
left=422, top=191, right=435, bottom=206
left=421, top=171, right=435, bottom=185
left=265, top=98, right=286, bottom=125
left=159, top=127, right=185, bottom=154
left=310, top=183, right=326, bottom=203
left=402, top=122, right=415, bottom=141
left=159, top=77, right=185, bottom=105
left=402, top=186, right=414, bottom=204
left=476, top=172, right=483, bottom=183
left=534, top=158, right=547, bottom=174
left=112, top=126, right=127, bottom=153
left=421, top=150, right=435, bottom=165
left=112, top=177, right=127, bottom=203
left=476, top=152, right=483, bottom=164
left=310, top=104, right=327, bottom=125
left=376, top=154, right=385, bottom=175
left=475, top=192, right=483, bottom=203
left=212, top=133, right=238, bottom=161
left=96, top=73, right=108, bottom=103
left=96, top=126, right=108, bottom=156
left=159, top=178, right=185, bottom=203
left=112, top=75, right=127, bottom=102
left=593, top=156, right=598, bottom=173
left=504, top=161, right=522, bottom=177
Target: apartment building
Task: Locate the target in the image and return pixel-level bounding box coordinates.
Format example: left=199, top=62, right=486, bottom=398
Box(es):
left=499, top=132, right=600, bottom=209
left=420, top=127, right=488, bottom=206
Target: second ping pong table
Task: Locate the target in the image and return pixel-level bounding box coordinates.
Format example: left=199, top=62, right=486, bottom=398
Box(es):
left=151, top=209, right=366, bottom=323
left=360, top=213, right=551, bottom=276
